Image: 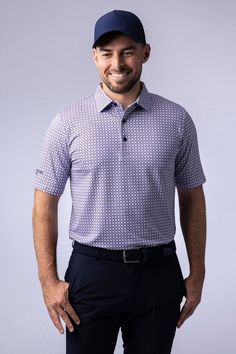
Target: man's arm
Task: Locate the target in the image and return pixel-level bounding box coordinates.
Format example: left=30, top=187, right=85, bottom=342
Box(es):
left=176, top=185, right=206, bottom=328
left=32, top=189, right=80, bottom=334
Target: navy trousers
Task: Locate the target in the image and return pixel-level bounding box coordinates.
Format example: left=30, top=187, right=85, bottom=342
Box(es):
left=64, top=244, right=186, bottom=354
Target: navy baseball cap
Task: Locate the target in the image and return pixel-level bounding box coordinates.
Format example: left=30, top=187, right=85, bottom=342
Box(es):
left=93, top=10, right=146, bottom=48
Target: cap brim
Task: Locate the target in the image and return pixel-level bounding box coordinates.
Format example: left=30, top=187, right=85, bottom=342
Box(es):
left=92, top=30, right=144, bottom=48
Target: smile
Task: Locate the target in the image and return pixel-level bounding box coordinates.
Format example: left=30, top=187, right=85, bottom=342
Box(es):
left=109, top=72, right=129, bottom=78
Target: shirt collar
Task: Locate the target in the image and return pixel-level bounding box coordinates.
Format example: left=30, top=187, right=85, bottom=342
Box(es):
left=94, top=82, right=151, bottom=113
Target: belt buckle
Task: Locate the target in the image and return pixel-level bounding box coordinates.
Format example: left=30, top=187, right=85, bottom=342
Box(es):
left=123, top=249, right=140, bottom=263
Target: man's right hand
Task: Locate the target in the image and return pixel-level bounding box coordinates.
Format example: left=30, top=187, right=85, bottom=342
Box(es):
left=42, top=279, right=80, bottom=334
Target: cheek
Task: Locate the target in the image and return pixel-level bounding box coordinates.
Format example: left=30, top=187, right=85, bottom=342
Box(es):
left=131, top=63, right=142, bottom=73
left=96, top=63, right=107, bottom=75
left=95, top=57, right=107, bottom=70
left=98, top=61, right=110, bottom=73
left=128, top=58, right=142, bottom=70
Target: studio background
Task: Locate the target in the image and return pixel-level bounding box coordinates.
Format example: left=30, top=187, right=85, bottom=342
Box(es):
left=1, top=0, right=235, bottom=353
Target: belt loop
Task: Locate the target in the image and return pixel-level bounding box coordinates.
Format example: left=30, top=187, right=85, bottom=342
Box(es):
left=72, top=240, right=75, bottom=248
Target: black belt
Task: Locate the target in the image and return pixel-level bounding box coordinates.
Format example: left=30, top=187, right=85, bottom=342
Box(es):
left=72, top=240, right=176, bottom=263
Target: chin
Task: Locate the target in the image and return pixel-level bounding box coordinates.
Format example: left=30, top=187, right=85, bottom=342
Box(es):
left=109, top=85, right=132, bottom=94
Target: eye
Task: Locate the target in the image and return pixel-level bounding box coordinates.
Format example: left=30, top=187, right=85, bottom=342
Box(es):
left=123, top=51, right=134, bottom=56
left=101, top=52, right=111, bottom=58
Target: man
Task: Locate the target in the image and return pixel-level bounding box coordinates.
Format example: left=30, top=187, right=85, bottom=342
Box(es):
left=32, top=9, right=206, bottom=354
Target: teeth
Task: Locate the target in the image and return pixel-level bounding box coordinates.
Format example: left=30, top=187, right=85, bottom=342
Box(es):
left=110, top=72, right=128, bottom=77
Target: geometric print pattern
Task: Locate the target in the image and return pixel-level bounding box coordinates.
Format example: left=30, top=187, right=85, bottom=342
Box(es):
left=33, top=83, right=206, bottom=249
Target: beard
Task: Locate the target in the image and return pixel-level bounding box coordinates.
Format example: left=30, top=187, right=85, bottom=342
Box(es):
left=102, top=70, right=142, bottom=94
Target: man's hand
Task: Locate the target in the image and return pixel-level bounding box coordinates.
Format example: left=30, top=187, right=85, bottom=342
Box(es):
left=177, top=274, right=204, bottom=328
left=42, top=279, right=80, bottom=334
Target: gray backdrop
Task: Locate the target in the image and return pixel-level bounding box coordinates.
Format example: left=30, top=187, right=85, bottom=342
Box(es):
left=1, top=0, right=236, bottom=353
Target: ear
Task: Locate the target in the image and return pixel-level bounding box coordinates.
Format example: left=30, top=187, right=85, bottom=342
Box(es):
left=93, top=48, right=98, bottom=66
left=142, top=44, right=151, bottom=63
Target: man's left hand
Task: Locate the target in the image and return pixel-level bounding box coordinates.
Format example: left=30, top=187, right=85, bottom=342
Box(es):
left=177, top=274, right=204, bottom=328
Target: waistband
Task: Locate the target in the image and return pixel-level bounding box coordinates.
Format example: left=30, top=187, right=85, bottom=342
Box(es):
left=72, top=240, right=176, bottom=263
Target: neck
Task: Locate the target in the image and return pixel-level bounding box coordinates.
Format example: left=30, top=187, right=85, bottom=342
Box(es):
left=102, top=81, right=142, bottom=109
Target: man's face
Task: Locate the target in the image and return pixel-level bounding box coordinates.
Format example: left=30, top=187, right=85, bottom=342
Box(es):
left=93, top=34, right=150, bottom=95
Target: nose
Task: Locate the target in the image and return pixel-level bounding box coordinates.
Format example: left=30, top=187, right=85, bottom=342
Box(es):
left=111, top=53, right=124, bottom=71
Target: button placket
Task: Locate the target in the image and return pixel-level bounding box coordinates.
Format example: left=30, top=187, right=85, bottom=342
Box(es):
left=121, top=104, right=137, bottom=144
left=120, top=112, right=129, bottom=159
left=113, top=105, right=126, bottom=161
left=112, top=103, right=133, bottom=161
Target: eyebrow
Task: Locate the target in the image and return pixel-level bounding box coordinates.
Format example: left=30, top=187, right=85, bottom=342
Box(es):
left=98, top=46, right=137, bottom=52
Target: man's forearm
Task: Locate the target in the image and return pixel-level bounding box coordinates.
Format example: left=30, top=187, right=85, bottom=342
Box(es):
left=178, top=186, right=206, bottom=278
left=32, top=190, right=80, bottom=333
left=32, top=191, right=60, bottom=286
left=176, top=186, right=206, bottom=327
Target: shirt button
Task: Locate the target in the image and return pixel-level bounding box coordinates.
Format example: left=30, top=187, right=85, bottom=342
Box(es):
left=122, top=118, right=126, bottom=123
left=123, top=137, right=127, bottom=142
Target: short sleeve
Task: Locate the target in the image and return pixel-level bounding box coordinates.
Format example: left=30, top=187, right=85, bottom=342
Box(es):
left=175, top=112, right=206, bottom=189
left=33, top=113, right=71, bottom=195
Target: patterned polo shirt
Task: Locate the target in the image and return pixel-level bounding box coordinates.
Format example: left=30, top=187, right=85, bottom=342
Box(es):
left=33, top=83, right=206, bottom=250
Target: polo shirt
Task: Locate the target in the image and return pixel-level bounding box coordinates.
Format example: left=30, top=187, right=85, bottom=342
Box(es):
left=33, top=83, right=206, bottom=249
